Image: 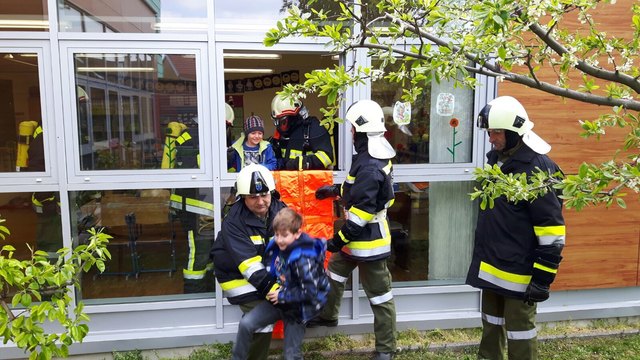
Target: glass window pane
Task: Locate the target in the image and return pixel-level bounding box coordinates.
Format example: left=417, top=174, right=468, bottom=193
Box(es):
left=0, top=52, right=44, bottom=173
left=223, top=51, right=339, bottom=172
left=0, top=191, right=63, bottom=306
left=58, top=0, right=207, bottom=34
left=388, top=181, right=476, bottom=285
left=215, top=0, right=346, bottom=34
left=71, top=187, right=215, bottom=303
left=372, top=61, right=475, bottom=164
left=0, top=2, right=48, bottom=32
left=74, top=52, right=199, bottom=171
left=1, top=191, right=63, bottom=260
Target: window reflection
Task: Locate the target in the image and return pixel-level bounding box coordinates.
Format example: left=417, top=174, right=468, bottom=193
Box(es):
left=0, top=53, right=44, bottom=173
left=0, top=2, right=48, bottom=32
left=58, top=0, right=207, bottom=33
left=74, top=53, right=199, bottom=171
left=215, top=0, right=346, bottom=34
left=0, top=192, right=62, bottom=261
left=71, top=188, right=215, bottom=302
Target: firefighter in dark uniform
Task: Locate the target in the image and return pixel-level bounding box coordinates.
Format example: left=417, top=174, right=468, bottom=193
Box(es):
left=269, top=94, right=334, bottom=170
left=466, top=96, right=565, bottom=360
left=211, top=163, right=287, bottom=360
left=163, top=121, right=215, bottom=293
left=310, top=100, right=397, bottom=360
left=17, top=121, right=63, bottom=259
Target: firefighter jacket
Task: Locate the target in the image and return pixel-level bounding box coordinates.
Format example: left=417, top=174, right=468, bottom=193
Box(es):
left=210, top=197, right=287, bottom=305
left=32, top=192, right=59, bottom=215
left=264, top=232, right=330, bottom=323
left=272, top=116, right=334, bottom=170
left=174, top=127, right=199, bottom=169
left=336, top=135, right=395, bottom=262
left=228, top=135, right=277, bottom=172
left=466, top=144, right=566, bottom=299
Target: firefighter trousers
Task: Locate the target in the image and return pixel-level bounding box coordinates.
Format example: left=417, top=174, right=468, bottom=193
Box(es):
left=478, top=289, right=538, bottom=360
left=320, top=252, right=397, bottom=354
left=239, top=300, right=273, bottom=360
left=182, top=228, right=214, bottom=293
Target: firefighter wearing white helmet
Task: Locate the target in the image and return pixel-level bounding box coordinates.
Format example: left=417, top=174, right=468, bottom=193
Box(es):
left=311, top=100, right=397, bottom=360
left=476, top=95, right=551, bottom=154
left=345, top=99, right=396, bottom=159
left=269, top=94, right=334, bottom=170
left=211, top=163, right=287, bottom=360
left=467, top=96, right=565, bottom=359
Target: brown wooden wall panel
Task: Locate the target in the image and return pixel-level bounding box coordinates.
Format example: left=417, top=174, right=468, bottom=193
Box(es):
left=499, top=0, right=640, bottom=290
left=553, top=203, right=640, bottom=290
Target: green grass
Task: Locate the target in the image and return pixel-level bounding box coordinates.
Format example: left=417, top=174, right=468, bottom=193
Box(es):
left=110, top=318, right=640, bottom=360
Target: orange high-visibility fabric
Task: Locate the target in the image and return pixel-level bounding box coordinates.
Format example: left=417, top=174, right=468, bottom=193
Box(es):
left=271, top=170, right=336, bottom=339
left=273, top=170, right=335, bottom=240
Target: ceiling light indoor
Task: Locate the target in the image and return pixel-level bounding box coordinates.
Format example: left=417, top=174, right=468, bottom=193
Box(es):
left=76, top=67, right=156, bottom=72
left=223, top=53, right=281, bottom=60
left=224, top=68, right=274, bottom=74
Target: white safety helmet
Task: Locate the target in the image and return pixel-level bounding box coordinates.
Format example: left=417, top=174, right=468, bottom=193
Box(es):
left=345, top=100, right=396, bottom=159
left=477, top=96, right=551, bottom=154
left=235, top=163, right=276, bottom=196
left=346, top=99, right=388, bottom=133
left=224, top=103, right=235, bottom=126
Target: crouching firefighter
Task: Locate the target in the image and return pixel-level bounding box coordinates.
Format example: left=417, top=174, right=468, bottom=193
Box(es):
left=211, top=164, right=288, bottom=360
left=162, top=121, right=215, bottom=293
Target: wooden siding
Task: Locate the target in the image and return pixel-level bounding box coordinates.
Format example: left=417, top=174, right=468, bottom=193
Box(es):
left=499, top=0, right=640, bottom=290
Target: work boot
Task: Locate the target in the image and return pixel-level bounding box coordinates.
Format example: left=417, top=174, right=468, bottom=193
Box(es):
left=372, top=352, right=393, bottom=360
left=305, top=317, right=338, bottom=328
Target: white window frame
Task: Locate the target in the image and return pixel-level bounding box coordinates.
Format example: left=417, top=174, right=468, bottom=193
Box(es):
left=213, top=41, right=350, bottom=186
left=0, top=41, right=58, bottom=186
left=59, top=41, right=213, bottom=185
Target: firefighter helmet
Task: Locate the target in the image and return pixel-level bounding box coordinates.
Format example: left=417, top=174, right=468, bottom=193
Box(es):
left=235, top=163, right=276, bottom=196
left=270, top=94, right=308, bottom=135
left=477, top=96, right=551, bottom=154
left=224, top=103, right=234, bottom=125
left=345, top=99, right=387, bottom=133
left=345, top=100, right=396, bottom=159
left=271, top=94, right=303, bottom=119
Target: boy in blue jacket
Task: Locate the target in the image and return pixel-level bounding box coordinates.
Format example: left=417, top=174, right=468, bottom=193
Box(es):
left=232, top=208, right=330, bottom=360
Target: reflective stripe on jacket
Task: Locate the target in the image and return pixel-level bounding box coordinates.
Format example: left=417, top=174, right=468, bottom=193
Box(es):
left=338, top=138, right=395, bottom=261
left=210, top=198, right=286, bottom=304
left=277, top=116, right=334, bottom=170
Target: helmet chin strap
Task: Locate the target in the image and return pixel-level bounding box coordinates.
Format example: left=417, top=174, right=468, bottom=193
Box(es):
left=504, top=130, right=521, bottom=151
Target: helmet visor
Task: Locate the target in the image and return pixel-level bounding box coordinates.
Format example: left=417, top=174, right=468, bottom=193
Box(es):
left=477, top=104, right=491, bottom=129
left=249, top=170, right=270, bottom=194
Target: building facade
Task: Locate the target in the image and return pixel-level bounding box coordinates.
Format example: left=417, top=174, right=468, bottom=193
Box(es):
left=0, top=1, right=639, bottom=358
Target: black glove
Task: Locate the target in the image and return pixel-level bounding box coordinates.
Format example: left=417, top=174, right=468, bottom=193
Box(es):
left=285, top=157, right=300, bottom=170
left=326, top=238, right=346, bottom=253
left=269, top=137, right=282, bottom=157
left=523, top=281, right=549, bottom=305
left=523, top=249, right=562, bottom=305
left=316, top=184, right=340, bottom=200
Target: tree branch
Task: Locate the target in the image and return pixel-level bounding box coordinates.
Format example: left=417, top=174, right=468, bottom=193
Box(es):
left=528, top=23, right=640, bottom=94
left=353, top=14, right=640, bottom=111
left=344, top=39, right=640, bottom=111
